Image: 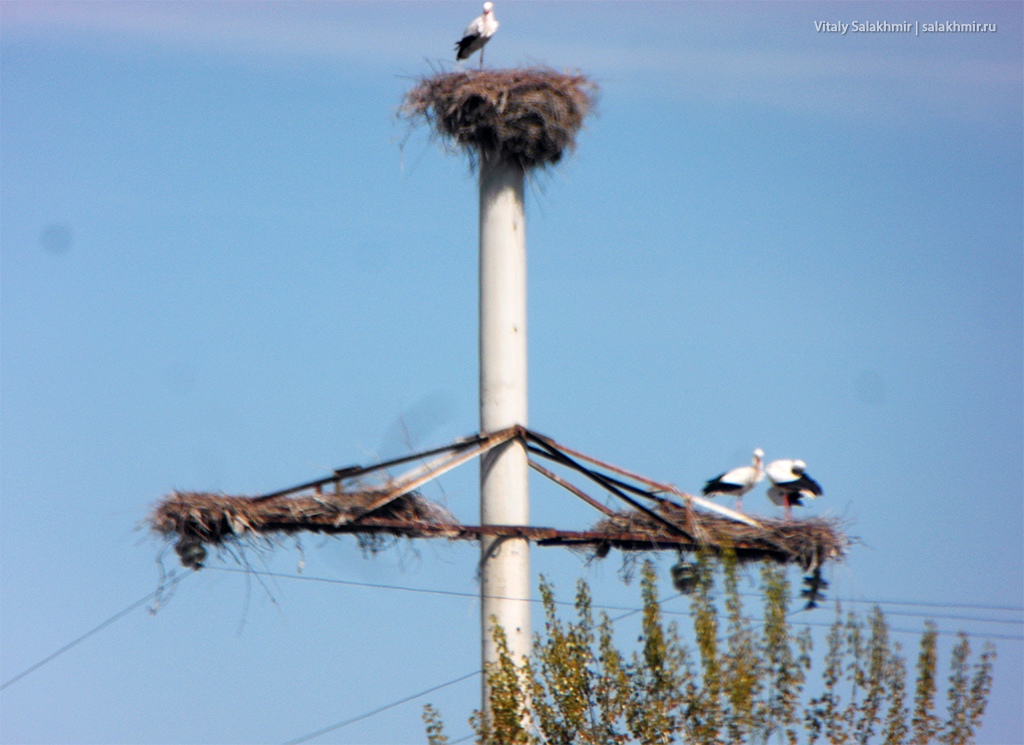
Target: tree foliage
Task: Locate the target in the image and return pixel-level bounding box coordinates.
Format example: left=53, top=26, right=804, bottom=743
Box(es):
left=425, top=556, right=996, bottom=744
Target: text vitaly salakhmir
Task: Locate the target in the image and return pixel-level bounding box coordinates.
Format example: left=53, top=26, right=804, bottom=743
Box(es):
left=815, top=20, right=997, bottom=35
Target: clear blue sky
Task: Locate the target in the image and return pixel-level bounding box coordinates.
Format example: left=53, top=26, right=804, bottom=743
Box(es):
left=2, top=1, right=1021, bottom=743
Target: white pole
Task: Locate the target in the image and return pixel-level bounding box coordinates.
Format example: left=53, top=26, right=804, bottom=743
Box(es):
left=478, top=153, right=531, bottom=704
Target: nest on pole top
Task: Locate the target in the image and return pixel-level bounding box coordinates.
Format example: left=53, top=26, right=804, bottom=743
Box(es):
left=401, top=67, right=597, bottom=170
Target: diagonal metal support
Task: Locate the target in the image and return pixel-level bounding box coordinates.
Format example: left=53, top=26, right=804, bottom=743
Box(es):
left=338, top=427, right=521, bottom=526
left=252, top=433, right=492, bottom=502
left=525, top=428, right=763, bottom=529
left=523, top=433, right=691, bottom=536
left=527, top=459, right=617, bottom=517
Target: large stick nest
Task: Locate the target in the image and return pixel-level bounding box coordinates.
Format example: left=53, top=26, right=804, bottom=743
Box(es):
left=591, top=503, right=849, bottom=572
left=401, top=67, right=597, bottom=169
left=150, top=489, right=457, bottom=569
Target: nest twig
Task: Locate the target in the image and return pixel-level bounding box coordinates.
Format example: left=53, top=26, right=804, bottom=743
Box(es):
left=592, top=503, right=849, bottom=571
left=401, top=67, right=597, bottom=169
left=150, top=488, right=458, bottom=568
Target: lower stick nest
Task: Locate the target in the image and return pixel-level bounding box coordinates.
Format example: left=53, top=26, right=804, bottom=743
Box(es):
left=592, top=504, right=849, bottom=572
left=150, top=489, right=458, bottom=568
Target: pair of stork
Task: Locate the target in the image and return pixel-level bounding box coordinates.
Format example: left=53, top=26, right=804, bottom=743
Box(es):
left=702, top=449, right=823, bottom=519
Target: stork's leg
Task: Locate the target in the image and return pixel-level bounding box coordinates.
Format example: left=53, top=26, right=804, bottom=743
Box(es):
left=480, top=46, right=485, bottom=68
left=784, top=494, right=792, bottom=521
left=735, top=498, right=745, bottom=513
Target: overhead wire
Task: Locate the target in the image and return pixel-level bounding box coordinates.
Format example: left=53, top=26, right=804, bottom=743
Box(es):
left=281, top=669, right=480, bottom=745
left=5, top=559, right=1016, bottom=741
left=274, top=582, right=686, bottom=744
left=203, top=568, right=1019, bottom=618
left=854, top=608, right=1021, bottom=626
left=240, top=564, right=1012, bottom=743
left=0, top=570, right=191, bottom=692
left=732, top=589, right=1022, bottom=614
left=783, top=616, right=1021, bottom=643
left=207, top=566, right=1022, bottom=635
left=824, top=597, right=1022, bottom=613
left=207, top=565, right=646, bottom=614
left=200, top=565, right=1023, bottom=667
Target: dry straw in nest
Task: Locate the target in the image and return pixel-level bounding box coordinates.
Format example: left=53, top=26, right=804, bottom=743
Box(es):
left=150, top=489, right=457, bottom=569
left=401, top=67, right=597, bottom=169
left=594, top=504, right=849, bottom=571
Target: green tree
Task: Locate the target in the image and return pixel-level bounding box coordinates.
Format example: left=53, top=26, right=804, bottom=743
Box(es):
left=911, top=622, right=941, bottom=745
left=426, top=557, right=996, bottom=745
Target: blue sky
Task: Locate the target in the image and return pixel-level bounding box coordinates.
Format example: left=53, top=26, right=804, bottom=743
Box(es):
left=1, top=1, right=1021, bottom=743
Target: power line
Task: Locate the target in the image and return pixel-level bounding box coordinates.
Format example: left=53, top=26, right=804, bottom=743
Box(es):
left=661, top=600, right=1022, bottom=629
left=6, top=562, right=1009, bottom=737
left=734, top=590, right=1022, bottom=614
left=205, top=565, right=1022, bottom=645
left=202, top=566, right=1023, bottom=661
left=0, top=571, right=190, bottom=693
left=609, top=593, right=683, bottom=623
left=864, top=608, right=1022, bottom=626
left=207, top=566, right=645, bottom=613
left=272, top=573, right=675, bottom=740
left=25, top=558, right=989, bottom=745
left=208, top=566, right=1022, bottom=625
left=0, top=558, right=996, bottom=738
left=281, top=669, right=480, bottom=745
left=834, top=597, right=1021, bottom=613
left=266, top=565, right=1018, bottom=745
left=650, top=605, right=1023, bottom=642
left=782, top=617, right=1022, bottom=643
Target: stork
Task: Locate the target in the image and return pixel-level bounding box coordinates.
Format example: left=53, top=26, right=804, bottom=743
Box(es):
left=701, top=448, right=764, bottom=512
left=455, top=2, right=499, bottom=68
left=765, top=459, right=823, bottom=520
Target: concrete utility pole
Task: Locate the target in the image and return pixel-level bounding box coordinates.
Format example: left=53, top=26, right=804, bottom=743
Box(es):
left=478, top=154, right=531, bottom=685
left=399, top=66, right=595, bottom=716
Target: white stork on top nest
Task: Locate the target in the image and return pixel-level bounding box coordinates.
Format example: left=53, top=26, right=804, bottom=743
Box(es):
left=701, top=448, right=764, bottom=512
left=456, top=2, right=499, bottom=67
left=766, top=459, right=824, bottom=520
